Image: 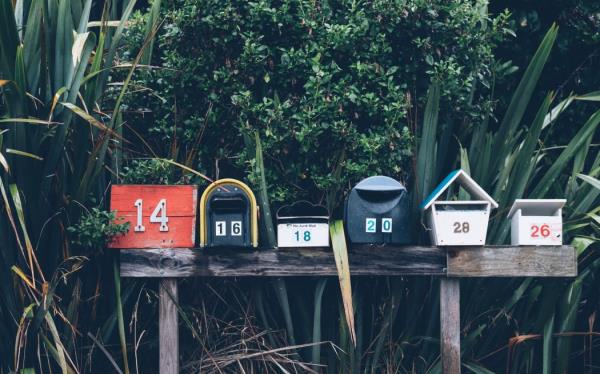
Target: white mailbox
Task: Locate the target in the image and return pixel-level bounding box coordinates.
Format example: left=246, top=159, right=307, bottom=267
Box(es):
left=508, top=199, right=566, bottom=245
left=276, top=201, right=329, bottom=248
left=420, top=169, right=498, bottom=246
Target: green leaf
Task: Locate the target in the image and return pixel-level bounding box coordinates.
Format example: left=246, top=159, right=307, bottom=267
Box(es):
left=330, top=220, right=356, bottom=345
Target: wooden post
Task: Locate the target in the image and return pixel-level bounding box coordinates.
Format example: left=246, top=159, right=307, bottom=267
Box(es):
left=159, top=279, right=179, bottom=374
left=440, top=278, right=460, bottom=373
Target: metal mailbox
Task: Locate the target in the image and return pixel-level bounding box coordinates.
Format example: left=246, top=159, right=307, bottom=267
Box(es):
left=199, top=178, right=258, bottom=248
left=344, top=176, right=411, bottom=245
left=420, top=169, right=498, bottom=246
left=277, top=201, right=329, bottom=247
left=108, top=185, right=198, bottom=249
left=508, top=199, right=566, bottom=245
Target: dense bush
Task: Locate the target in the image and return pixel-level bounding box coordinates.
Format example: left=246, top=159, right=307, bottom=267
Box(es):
left=123, top=0, right=510, bottom=209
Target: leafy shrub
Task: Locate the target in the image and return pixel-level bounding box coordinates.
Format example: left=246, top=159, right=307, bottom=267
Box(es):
left=121, top=158, right=189, bottom=184
left=68, top=209, right=130, bottom=251
left=123, top=0, right=510, bottom=209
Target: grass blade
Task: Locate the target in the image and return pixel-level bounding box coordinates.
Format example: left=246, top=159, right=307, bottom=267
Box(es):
left=330, top=220, right=356, bottom=345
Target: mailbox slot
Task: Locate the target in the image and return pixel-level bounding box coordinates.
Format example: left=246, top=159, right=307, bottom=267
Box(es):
left=345, top=176, right=411, bottom=245
left=200, top=179, right=259, bottom=248
left=277, top=201, right=329, bottom=248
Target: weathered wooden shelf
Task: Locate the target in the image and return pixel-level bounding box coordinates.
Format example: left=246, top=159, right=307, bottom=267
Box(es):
left=119, top=245, right=576, bottom=278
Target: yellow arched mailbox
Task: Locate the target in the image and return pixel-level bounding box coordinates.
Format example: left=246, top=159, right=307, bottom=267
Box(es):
left=199, top=178, right=259, bottom=248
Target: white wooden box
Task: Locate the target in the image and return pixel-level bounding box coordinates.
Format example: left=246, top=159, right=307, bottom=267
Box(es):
left=427, top=201, right=491, bottom=246
left=508, top=199, right=565, bottom=245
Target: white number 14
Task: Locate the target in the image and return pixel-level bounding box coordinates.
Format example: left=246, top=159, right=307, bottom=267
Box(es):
left=134, top=199, right=169, bottom=232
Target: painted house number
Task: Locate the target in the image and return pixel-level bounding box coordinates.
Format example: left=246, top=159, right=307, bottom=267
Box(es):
left=134, top=198, right=169, bottom=232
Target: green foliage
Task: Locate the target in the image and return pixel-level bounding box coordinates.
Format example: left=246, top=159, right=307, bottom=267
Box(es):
left=68, top=209, right=130, bottom=250
left=123, top=0, right=509, bottom=208
left=121, top=158, right=185, bottom=184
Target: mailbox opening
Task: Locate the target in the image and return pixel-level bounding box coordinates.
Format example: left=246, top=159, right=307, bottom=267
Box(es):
left=211, top=196, right=248, bottom=211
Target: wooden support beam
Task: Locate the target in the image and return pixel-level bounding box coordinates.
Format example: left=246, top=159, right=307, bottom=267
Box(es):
left=440, top=278, right=461, bottom=374
left=120, top=246, right=446, bottom=277
left=446, top=245, right=576, bottom=277
left=159, top=279, right=179, bottom=374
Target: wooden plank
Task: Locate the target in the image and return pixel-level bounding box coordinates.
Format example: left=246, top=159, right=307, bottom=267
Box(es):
left=440, top=278, right=461, bottom=374
left=159, top=279, right=179, bottom=374
left=120, top=246, right=446, bottom=277
left=447, top=245, right=576, bottom=277
left=109, top=185, right=198, bottom=249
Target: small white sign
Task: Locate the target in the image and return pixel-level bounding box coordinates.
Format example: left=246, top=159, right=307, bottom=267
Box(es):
left=277, top=223, right=329, bottom=247
left=365, top=218, right=377, bottom=233
left=231, top=221, right=242, bottom=236
left=215, top=221, right=226, bottom=236
left=382, top=218, right=393, bottom=233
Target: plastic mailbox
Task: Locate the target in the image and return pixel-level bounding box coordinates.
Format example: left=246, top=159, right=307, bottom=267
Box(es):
left=508, top=199, right=566, bottom=245
left=344, top=176, right=411, bottom=245
left=199, top=179, right=258, bottom=248
left=420, top=170, right=498, bottom=246
left=277, top=201, right=329, bottom=248
left=108, top=185, right=198, bottom=249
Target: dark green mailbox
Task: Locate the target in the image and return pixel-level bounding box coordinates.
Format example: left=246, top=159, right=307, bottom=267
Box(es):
left=199, top=179, right=258, bottom=248
left=344, top=176, right=411, bottom=245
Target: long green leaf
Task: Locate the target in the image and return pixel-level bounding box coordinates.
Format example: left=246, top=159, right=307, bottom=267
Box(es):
left=330, top=220, right=356, bottom=345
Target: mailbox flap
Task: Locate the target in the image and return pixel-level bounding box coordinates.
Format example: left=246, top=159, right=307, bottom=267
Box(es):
left=508, top=199, right=566, bottom=218
left=354, top=176, right=406, bottom=193
left=276, top=200, right=329, bottom=220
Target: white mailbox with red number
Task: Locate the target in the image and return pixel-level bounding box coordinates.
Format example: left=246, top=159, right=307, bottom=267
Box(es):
left=420, top=169, right=498, bottom=246
left=508, top=199, right=566, bottom=245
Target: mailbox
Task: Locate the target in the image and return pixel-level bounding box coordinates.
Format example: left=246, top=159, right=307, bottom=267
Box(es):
left=108, top=185, right=198, bottom=249
left=199, top=178, right=258, bottom=248
left=277, top=201, right=329, bottom=247
left=508, top=199, right=566, bottom=245
left=344, top=176, right=411, bottom=245
left=420, top=169, right=498, bottom=246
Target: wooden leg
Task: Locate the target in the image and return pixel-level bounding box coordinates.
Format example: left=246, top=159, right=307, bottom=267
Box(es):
left=440, top=278, right=461, bottom=374
left=159, top=278, right=179, bottom=374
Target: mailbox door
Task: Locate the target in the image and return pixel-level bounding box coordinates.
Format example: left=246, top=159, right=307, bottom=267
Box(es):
left=207, top=194, right=250, bottom=247
left=108, top=185, right=197, bottom=249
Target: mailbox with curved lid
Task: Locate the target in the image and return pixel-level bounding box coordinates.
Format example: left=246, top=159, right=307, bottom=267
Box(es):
left=344, top=176, right=411, bottom=245
left=199, top=178, right=258, bottom=248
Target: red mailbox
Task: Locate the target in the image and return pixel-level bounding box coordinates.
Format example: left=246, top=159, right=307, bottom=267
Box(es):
left=108, top=185, right=198, bottom=249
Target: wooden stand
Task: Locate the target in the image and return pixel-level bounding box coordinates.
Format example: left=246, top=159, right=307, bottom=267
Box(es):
left=119, top=245, right=576, bottom=374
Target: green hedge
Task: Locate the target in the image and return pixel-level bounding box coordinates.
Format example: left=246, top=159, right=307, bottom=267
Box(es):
left=123, top=0, right=509, bottom=210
